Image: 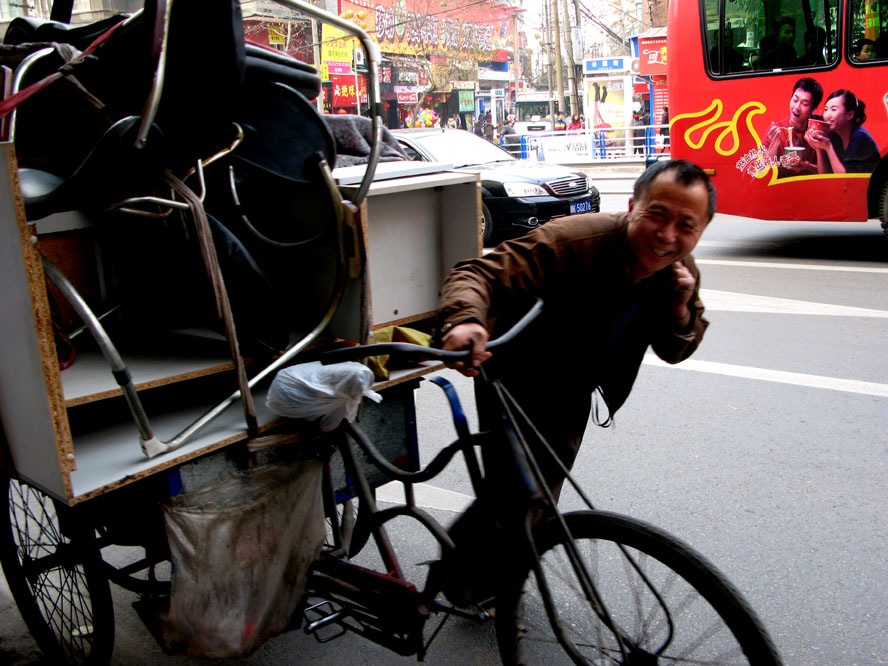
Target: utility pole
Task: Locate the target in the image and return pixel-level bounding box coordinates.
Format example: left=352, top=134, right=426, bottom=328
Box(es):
left=512, top=10, right=524, bottom=116
left=561, top=0, right=579, bottom=117
left=551, top=0, right=565, bottom=116
left=311, top=18, right=324, bottom=114
left=543, top=0, right=555, bottom=125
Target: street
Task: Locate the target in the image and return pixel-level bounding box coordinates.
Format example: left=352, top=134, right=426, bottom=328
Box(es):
left=2, top=209, right=887, bottom=664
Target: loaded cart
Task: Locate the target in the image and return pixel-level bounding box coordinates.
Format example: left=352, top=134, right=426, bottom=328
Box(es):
left=0, top=0, right=480, bottom=662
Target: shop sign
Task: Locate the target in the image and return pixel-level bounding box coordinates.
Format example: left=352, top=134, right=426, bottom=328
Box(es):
left=321, top=23, right=354, bottom=76
left=458, top=89, right=474, bottom=112
left=450, top=80, right=476, bottom=91
left=397, top=70, right=418, bottom=85
left=268, top=24, right=285, bottom=45
left=638, top=37, right=667, bottom=75
left=341, top=0, right=516, bottom=58
left=397, top=91, right=419, bottom=104
left=331, top=73, right=368, bottom=107
left=584, top=57, right=630, bottom=74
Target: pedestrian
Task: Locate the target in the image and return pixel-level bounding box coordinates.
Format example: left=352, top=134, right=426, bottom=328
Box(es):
left=567, top=113, right=583, bottom=130
left=483, top=116, right=495, bottom=142
left=553, top=111, right=567, bottom=131
left=633, top=112, right=644, bottom=154
left=435, top=160, right=714, bottom=606
left=496, top=119, right=518, bottom=154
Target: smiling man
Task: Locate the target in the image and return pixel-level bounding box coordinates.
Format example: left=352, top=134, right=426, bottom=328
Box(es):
left=434, top=159, right=713, bottom=607
left=437, top=159, right=714, bottom=499
left=763, top=77, right=824, bottom=176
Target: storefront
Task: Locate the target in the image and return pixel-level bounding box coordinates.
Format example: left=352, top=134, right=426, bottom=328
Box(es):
left=636, top=28, right=668, bottom=130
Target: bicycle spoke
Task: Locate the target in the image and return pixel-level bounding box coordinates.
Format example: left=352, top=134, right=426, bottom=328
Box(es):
left=497, top=512, right=781, bottom=665
left=3, top=476, right=114, bottom=664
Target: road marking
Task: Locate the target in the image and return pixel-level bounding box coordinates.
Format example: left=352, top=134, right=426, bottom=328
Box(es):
left=376, top=480, right=473, bottom=513
left=696, top=258, right=888, bottom=274
left=701, top=289, right=888, bottom=317
left=643, top=355, right=888, bottom=398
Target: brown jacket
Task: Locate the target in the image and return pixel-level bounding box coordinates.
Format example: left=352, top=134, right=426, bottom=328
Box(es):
left=437, top=212, right=708, bottom=418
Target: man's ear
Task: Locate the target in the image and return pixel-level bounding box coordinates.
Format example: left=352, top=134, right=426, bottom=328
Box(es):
left=628, top=197, right=635, bottom=212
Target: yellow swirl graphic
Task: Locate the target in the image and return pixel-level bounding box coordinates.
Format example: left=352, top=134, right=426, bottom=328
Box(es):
left=673, top=99, right=767, bottom=156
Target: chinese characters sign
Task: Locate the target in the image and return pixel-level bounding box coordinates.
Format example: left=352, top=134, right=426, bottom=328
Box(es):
left=638, top=36, right=667, bottom=75
left=322, top=23, right=354, bottom=75
left=331, top=74, right=368, bottom=106
left=340, top=0, right=515, bottom=58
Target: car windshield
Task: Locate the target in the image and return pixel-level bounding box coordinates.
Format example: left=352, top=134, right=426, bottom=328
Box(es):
left=410, top=131, right=515, bottom=168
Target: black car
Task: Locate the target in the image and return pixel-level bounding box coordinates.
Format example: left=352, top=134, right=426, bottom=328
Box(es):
left=391, top=128, right=600, bottom=245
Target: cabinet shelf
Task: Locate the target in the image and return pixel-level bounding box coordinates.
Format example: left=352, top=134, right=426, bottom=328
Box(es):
left=1, top=143, right=480, bottom=504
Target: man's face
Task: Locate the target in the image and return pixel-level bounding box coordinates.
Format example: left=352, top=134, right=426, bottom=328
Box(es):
left=779, top=23, right=795, bottom=46
left=788, top=88, right=815, bottom=131
left=627, top=171, right=709, bottom=280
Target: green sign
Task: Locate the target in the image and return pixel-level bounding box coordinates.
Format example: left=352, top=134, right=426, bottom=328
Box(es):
left=458, top=90, right=475, bottom=112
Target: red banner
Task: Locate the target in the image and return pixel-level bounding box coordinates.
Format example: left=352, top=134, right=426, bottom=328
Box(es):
left=339, top=0, right=515, bottom=58
left=331, top=74, right=368, bottom=107
left=638, top=36, right=667, bottom=75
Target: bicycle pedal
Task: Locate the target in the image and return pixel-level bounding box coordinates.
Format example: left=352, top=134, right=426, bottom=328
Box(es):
left=303, top=600, right=348, bottom=643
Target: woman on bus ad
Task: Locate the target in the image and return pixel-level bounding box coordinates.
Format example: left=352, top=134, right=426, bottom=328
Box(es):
left=806, top=89, right=880, bottom=174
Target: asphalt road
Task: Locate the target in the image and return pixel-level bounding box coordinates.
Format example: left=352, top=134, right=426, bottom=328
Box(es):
left=3, top=205, right=887, bottom=664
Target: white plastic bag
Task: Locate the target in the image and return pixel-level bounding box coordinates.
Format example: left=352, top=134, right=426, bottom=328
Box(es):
left=266, top=361, right=382, bottom=430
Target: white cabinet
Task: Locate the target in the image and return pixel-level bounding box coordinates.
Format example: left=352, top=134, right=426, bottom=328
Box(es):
left=0, top=147, right=480, bottom=503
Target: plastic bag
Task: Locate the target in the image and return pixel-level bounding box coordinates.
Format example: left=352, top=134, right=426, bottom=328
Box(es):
left=266, top=360, right=382, bottom=430
left=160, top=461, right=324, bottom=658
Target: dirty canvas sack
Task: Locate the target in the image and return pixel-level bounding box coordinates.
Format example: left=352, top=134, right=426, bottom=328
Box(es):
left=159, top=461, right=324, bottom=657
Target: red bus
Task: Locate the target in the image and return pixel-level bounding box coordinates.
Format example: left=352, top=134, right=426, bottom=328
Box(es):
left=667, top=0, right=888, bottom=231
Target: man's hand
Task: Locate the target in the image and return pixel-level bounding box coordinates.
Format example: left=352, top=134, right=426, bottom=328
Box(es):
left=441, top=322, right=491, bottom=377
left=670, top=261, right=696, bottom=330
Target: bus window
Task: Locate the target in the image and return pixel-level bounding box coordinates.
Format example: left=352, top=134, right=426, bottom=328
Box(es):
left=704, top=0, right=838, bottom=74
left=849, top=0, right=886, bottom=61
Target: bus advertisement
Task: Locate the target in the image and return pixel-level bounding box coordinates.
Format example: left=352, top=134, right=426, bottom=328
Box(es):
left=666, top=0, right=888, bottom=232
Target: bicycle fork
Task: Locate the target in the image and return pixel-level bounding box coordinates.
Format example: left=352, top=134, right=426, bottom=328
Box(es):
left=488, top=373, right=638, bottom=662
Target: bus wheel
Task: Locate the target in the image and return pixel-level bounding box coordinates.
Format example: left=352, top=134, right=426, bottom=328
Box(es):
left=880, top=180, right=888, bottom=237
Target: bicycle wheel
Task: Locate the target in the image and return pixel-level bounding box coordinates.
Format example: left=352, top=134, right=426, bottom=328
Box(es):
left=496, top=510, right=782, bottom=665
left=0, top=474, right=114, bottom=666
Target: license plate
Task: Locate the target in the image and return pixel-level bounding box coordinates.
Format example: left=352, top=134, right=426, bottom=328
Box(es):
left=570, top=200, right=593, bottom=214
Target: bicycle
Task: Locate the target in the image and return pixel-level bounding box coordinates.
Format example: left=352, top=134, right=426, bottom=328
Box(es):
left=301, top=298, right=784, bottom=665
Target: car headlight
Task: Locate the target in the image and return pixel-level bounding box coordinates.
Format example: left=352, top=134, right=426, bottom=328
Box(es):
left=503, top=182, right=548, bottom=197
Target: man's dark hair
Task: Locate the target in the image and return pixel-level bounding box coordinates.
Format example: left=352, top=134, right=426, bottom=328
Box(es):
left=793, top=77, right=824, bottom=108
left=634, top=159, right=716, bottom=222
left=777, top=16, right=796, bottom=33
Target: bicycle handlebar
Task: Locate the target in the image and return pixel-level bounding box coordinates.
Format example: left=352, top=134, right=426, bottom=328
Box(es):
left=319, top=298, right=544, bottom=365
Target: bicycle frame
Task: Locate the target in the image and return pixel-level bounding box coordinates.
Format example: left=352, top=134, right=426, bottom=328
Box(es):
left=304, top=328, right=636, bottom=660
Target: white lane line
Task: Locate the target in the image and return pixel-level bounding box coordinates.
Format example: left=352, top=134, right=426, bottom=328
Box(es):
left=700, top=289, right=888, bottom=317
left=376, top=481, right=474, bottom=514
left=696, top=258, right=888, bottom=274
left=643, top=355, right=888, bottom=398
